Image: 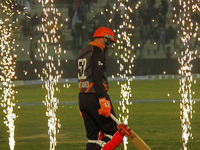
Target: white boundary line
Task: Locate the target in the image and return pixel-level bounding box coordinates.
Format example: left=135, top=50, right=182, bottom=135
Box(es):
left=1, top=74, right=200, bottom=86
left=16, top=98, right=200, bottom=106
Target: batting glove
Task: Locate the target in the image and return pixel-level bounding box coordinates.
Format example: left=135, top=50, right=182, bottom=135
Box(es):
left=98, top=98, right=111, bottom=117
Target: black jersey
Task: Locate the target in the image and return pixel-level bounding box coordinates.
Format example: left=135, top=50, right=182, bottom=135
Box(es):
left=77, top=41, right=108, bottom=99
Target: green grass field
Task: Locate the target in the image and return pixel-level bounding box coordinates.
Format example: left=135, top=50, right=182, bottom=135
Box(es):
left=0, top=79, right=200, bottom=150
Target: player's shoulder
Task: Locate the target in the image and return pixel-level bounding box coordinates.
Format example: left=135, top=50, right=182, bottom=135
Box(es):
left=78, top=45, right=93, bottom=57
left=91, top=46, right=105, bottom=59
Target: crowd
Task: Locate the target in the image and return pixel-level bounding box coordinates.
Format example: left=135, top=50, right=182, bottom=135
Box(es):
left=12, top=0, right=99, bottom=58
left=67, top=0, right=178, bottom=57
left=11, top=0, right=200, bottom=59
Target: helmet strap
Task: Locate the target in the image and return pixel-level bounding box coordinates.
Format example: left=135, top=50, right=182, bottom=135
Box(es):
left=104, top=37, right=112, bottom=48
left=104, top=40, right=110, bottom=47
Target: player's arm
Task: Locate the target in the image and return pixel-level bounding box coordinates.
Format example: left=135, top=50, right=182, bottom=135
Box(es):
left=91, top=46, right=111, bottom=117
left=91, top=47, right=105, bottom=98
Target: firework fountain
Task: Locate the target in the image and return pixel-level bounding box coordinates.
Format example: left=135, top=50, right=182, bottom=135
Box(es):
left=171, top=0, right=200, bottom=149
left=102, top=0, right=141, bottom=149
left=0, top=1, right=18, bottom=150
left=116, top=2, right=141, bottom=149
left=37, top=0, right=63, bottom=149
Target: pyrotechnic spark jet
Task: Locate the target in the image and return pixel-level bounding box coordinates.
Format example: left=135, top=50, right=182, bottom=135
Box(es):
left=43, top=63, right=61, bottom=150
left=118, top=80, right=132, bottom=149
left=0, top=1, right=19, bottom=150
left=171, top=0, right=199, bottom=149
left=103, top=0, right=141, bottom=149
left=38, top=0, right=62, bottom=149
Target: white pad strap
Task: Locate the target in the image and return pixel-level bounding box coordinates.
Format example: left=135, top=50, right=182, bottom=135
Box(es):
left=88, top=140, right=98, bottom=144
left=97, top=140, right=106, bottom=148
left=105, top=134, right=113, bottom=139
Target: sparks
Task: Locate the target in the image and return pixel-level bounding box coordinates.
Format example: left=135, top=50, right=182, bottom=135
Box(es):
left=0, top=1, right=18, bottom=150
left=172, top=0, right=199, bottom=149
left=102, top=0, right=141, bottom=149
left=115, top=1, right=141, bottom=149
left=37, top=0, right=63, bottom=149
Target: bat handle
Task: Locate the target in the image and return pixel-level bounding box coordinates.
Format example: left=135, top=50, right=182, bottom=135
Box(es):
left=110, top=113, right=121, bottom=126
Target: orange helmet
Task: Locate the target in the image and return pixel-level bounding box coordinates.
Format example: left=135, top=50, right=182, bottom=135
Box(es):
left=93, top=27, right=117, bottom=43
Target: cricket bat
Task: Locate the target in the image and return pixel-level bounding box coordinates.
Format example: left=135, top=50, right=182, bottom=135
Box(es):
left=110, top=113, right=151, bottom=150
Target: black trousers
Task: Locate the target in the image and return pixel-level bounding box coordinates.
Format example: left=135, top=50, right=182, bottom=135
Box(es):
left=79, top=93, right=118, bottom=150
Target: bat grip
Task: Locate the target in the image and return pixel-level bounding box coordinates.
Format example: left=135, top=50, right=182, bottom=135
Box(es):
left=110, top=113, right=121, bottom=125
